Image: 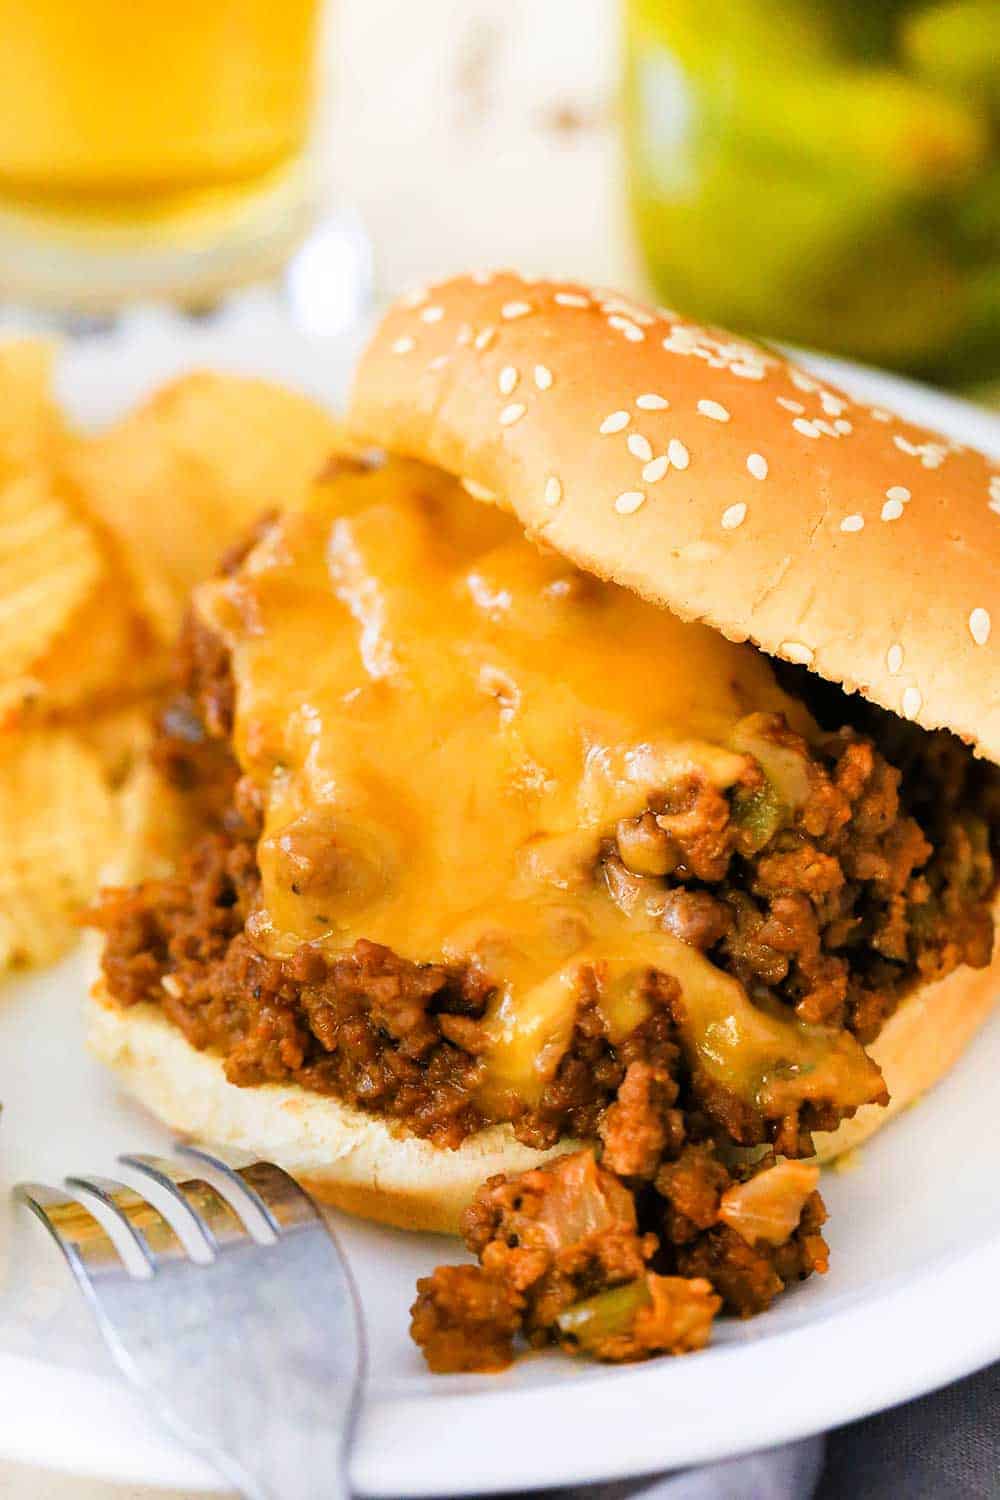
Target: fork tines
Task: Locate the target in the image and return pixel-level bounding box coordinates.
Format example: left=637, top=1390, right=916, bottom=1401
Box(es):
left=17, top=1147, right=364, bottom=1500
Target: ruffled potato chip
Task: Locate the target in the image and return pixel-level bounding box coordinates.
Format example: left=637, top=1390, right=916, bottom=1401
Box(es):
left=77, top=700, right=155, bottom=789
left=0, top=471, right=108, bottom=724
left=0, top=728, right=116, bottom=968
left=8, top=575, right=163, bottom=728
left=0, top=354, right=346, bottom=971
left=65, top=372, right=343, bottom=642
left=0, top=340, right=63, bottom=480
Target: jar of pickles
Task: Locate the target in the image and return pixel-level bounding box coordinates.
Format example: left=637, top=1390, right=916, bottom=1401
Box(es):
left=624, top=0, right=1000, bottom=385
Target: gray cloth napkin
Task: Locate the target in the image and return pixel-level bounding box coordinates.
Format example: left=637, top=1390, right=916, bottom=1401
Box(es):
left=485, top=1359, right=1000, bottom=1500
left=818, top=1359, right=1000, bottom=1500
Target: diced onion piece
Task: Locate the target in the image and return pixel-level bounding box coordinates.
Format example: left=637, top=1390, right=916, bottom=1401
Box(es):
left=519, top=1151, right=636, bottom=1254
left=718, top=1159, right=820, bottom=1247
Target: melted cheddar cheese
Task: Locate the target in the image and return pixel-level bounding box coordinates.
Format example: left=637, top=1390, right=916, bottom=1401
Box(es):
left=197, top=459, right=881, bottom=1116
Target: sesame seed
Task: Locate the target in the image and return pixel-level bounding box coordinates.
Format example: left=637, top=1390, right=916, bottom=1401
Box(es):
left=421, top=305, right=444, bottom=323
left=501, top=300, right=532, bottom=320
left=778, top=397, right=805, bottom=414
left=747, top=453, right=768, bottom=480
left=792, top=418, right=821, bottom=439
left=474, top=326, right=496, bottom=351
left=902, top=685, right=922, bottom=719
left=471, top=270, right=494, bottom=285
left=456, top=323, right=473, bottom=346
left=840, top=514, right=864, bottom=532
left=498, top=365, right=518, bottom=396
left=600, top=410, right=630, bottom=435
left=428, top=354, right=448, bottom=371
left=534, top=364, right=553, bottom=390
left=887, top=644, right=904, bottom=675
left=668, top=439, right=690, bottom=470
left=813, top=420, right=841, bottom=438
left=697, top=399, right=730, bottom=423
left=781, top=641, right=814, bottom=665
left=608, top=314, right=645, bottom=342
left=870, top=408, right=892, bottom=423
left=554, top=292, right=589, bottom=308
left=790, top=370, right=819, bottom=394
left=601, top=298, right=652, bottom=322
left=722, top=502, right=747, bottom=529
left=881, top=499, right=905, bottom=521
left=990, top=498, right=1000, bottom=518
left=392, top=335, right=416, bottom=355
left=627, top=433, right=653, bottom=462
left=544, top=475, right=563, bottom=507
left=615, top=490, right=646, bottom=515
left=637, top=393, right=669, bottom=411
left=970, top=607, right=991, bottom=646
left=886, top=485, right=911, bottom=504
left=643, top=456, right=669, bottom=482
left=401, top=287, right=428, bottom=308
left=834, top=419, right=853, bottom=435
left=461, top=478, right=495, bottom=501
left=820, top=391, right=847, bottom=417
left=499, top=403, right=526, bottom=427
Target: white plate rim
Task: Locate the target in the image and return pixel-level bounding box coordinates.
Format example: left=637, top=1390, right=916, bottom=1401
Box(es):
left=3, top=1228, right=1000, bottom=1496
left=1, top=325, right=998, bottom=1496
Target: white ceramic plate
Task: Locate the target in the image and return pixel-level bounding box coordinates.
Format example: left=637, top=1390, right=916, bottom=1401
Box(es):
left=1, top=312, right=998, bottom=1497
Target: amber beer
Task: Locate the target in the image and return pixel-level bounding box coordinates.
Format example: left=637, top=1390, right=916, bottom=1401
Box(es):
left=0, top=0, right=322, bottom=310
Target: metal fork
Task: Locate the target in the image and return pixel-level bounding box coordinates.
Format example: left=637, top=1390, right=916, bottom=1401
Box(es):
left=16, top=1146, right=364, bottom=1500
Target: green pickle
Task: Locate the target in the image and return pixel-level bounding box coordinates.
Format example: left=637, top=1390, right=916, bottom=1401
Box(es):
left=625, top=0, right=999, bottom=382
left=556, top=1280, right=652, bottom=1353
left=731, top=783, right=785, bottom=852
left=903, top=1, right=1000, bottom=109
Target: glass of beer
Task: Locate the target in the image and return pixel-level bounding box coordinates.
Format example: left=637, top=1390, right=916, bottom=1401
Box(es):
left=0, top=0, right=324, bottom=315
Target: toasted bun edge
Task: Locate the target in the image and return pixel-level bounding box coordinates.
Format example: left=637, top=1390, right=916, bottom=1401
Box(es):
left=814, top=908, right=1000, bottom=1160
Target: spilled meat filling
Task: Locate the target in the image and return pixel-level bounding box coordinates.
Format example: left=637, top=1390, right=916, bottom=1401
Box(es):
left=93, top=457, right=999, bottom=1371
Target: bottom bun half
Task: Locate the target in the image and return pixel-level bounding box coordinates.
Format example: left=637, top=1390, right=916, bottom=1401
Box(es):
left=87, top=985, right=577, bottom=1235
left=89, top=924, right=999, bottom=1233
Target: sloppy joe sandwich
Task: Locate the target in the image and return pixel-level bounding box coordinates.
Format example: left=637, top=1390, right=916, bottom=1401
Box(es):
left=90, top=273, right=999, bottom=1373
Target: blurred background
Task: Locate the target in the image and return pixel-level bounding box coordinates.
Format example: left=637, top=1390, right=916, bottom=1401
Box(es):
left=0, top=0, right=996, bottom=393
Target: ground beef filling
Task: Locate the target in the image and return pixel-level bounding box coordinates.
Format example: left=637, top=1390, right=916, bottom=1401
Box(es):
left=98, top=619, right=997, bottom=1147
left=411, top=1146, right=827, bottom=1371
left=93, top=617, right=998, bottom=1370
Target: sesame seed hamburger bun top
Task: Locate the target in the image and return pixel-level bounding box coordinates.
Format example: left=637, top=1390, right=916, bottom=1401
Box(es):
left=346, top=272, right=999, bottom=764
